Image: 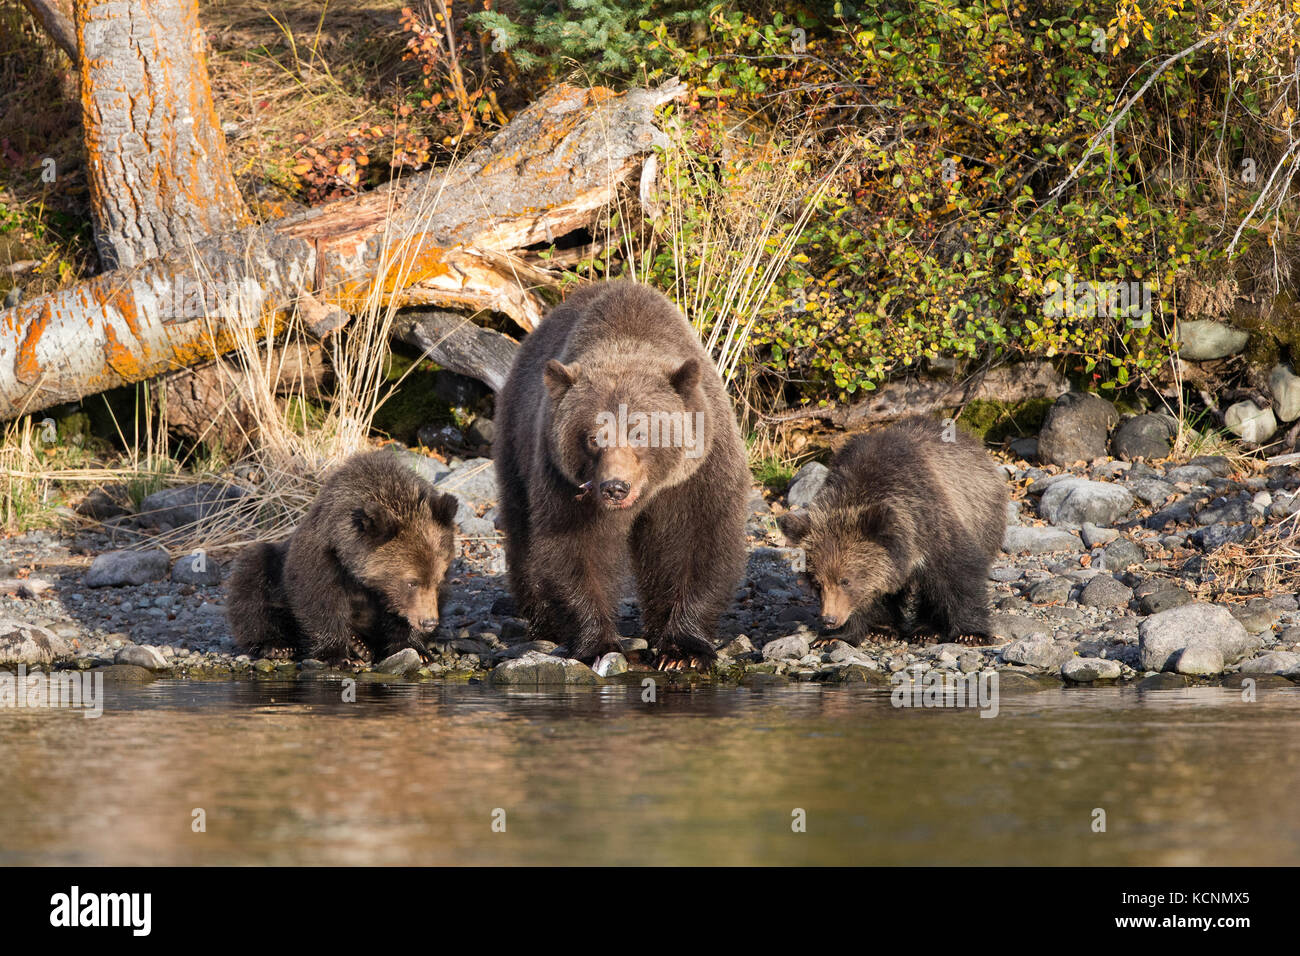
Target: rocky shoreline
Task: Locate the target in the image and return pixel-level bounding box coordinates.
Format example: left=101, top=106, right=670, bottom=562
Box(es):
left=2, top=439, right=1299, bottom=691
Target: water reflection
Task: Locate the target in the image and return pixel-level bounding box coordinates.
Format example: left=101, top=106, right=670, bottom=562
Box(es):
left=2, top=680, right=1298, bottom=864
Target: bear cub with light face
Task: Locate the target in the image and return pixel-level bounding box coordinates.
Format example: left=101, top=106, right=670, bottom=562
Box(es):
left=495, top=281, right=749, bottom=669
left=779, top=417, right=1007, bottom=645
left=227, top=449, right=458, bottom=662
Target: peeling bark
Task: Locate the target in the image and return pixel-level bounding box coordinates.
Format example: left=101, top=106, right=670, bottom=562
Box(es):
left=0, top=80, right=684, bottom=420
left=73, top=0, right=250, bottom=270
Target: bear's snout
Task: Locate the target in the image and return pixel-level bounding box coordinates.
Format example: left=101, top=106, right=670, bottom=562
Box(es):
left=417, top=616, right=439, bottom=632
left=600, top=478, right=630, bottom=502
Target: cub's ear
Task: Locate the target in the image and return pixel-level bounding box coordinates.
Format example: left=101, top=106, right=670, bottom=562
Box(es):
left=543, top=360, right=581, bottom=401
left=669, top=358, right=701, bottom=397
left=777, top=508, right=812, bottom=545
left=351, top=501, right=396, bottom=541
left=858, top=503, right=916, bottom=563
left=426, top=490, right=459, bottom=529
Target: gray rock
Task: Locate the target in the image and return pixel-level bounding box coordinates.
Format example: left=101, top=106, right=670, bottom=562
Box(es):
left=0, top=622, right=64, bottom=665
left=137, top=483, right=245, bottom=528
left=1238, top=652, right=1300, bottom=677
left=1175, top=319, right=1249, bottom=360
left=1079, top=574, right=1132, bottom=608
left=171, top=552, right=223, bottom=586
left=1062, top=657, right=1123, bottom=682
left=1229, top=599, right=1281, bottom=635
left=1138, top=603, right=1258, bottom=672
left=376, top=648, right=422, bottom=675
left=435, top=458, right=497, bottom=508
left=1164, top=464, right=1214, bottom=485
left=1175, top=642, right=1225, bottom=675
left=1001, top=635, right=1073, bottom=669
left=76, top=485, right=134, bottom=520
left=489, top=650, right=598, bottom=685
left=762, top=634, right=811, bottom=661
left=114, top=644, right=169, bottom=671
left=85, top=548, right=171, bottom=587
left=786, top=462, right=829, bottom=509
left=1269, top=364, right=1300, bottom=422
left=417, top=424, right=463, bottom=451
left=387, top=445, right=453, bottom=484
left=1224, top=401, right=1277, bottom=443
left=1028, top=577, right=1072, bottom=604
left=1111, top=413, right=1178, bottom=460
left=988, top=613, right=1043, bottom=642
left=1080, top=522, right=1119, bottom=547
left=1139, top=588, right=1193, bottom=615
left=1039, top=478, right=1134, bottom=529
left=1099, top=538, right=1144, bottom=571
left=1008, top=437, right=1038, bottom=460
left=1002, top=525, right=1081, bottom=554
left=1126, top=477, right=1176, bottom=507
left=1036, top=392, right=1119, bottom=466
left=593, top=652, right=629, bottom=677
left=466, top=416, right=496, bottom=446
left=1191, top=523, right=1253, bottom=551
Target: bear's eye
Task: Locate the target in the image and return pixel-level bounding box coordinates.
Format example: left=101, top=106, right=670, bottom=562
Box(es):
left=585, top=433, right=600, bottom=452
left=840, top=578, right=851, bottom=588
left=407, top=580, right=419, bottom=590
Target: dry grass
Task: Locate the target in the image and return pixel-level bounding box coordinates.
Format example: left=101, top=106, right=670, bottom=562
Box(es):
left=1202, top=511, right=1300, bottom=597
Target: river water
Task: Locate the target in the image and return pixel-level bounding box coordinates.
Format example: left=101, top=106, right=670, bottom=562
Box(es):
left=3, top=678, right=1298, bottom=865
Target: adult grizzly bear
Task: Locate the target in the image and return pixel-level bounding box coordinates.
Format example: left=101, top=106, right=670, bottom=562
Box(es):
left=779, top=417, right=1007, bottom=645
left=495, top=281, right=748, bottom=669
left=227, top=449, right=459, bottom=662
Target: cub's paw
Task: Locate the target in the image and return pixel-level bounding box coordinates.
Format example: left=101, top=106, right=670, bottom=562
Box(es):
left=953, top=632, right=998, bottom=647
left=654, top=634, right=718, bottom=672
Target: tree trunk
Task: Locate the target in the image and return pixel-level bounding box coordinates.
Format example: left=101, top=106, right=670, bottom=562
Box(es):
left=19, top=0, right=77, bottom=60
left=0, top=80, right=683, bottom=421
left=764, top=362, right=1070, bottom=428
left=73, top=0, right=249, bottom=270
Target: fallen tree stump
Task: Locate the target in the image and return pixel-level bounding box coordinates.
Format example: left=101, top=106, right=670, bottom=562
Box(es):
left=0, top=80, right=684, bottom=421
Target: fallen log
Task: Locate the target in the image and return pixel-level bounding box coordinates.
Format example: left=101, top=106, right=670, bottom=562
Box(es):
left=394, top=309, right=519, bottom=394
left=764, top=361, right=1070, bottom=429
left=0, top=80, right=684, bottom=421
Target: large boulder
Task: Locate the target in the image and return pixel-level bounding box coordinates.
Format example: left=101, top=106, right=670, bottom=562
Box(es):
left=786, top=461, right=829, bottom=509
left=1224, top=401, right=1277, bottom=444
left=1036, top=392, right=1119, bottom=466
left=1111, top=413, right=1177, bottom=461
left=136, top=483, right=244, bottom=528
left=1269, top=364, right=1300, bottom=423
left=1175, top=320, right=1249, bottom=361
left=1138, top=603, right=1259, bottom=674
left=1038, top=478, right=1134, bottom=529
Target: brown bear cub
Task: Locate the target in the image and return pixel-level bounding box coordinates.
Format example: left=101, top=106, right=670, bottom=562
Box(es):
left=779, top=417, right=1007, bottom=645
left=495, top=281, right=749, bottom=669
left=227, top=449, right=459, bottom=662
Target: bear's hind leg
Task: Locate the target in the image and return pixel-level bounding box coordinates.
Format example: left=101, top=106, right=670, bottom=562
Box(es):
left=227, top=542, right=303, bottom=657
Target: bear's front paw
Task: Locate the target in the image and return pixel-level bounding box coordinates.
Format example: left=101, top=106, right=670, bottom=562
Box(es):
left=654, top=634, right=718, bottom=672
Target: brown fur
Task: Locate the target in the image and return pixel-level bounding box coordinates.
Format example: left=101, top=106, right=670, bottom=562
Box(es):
left=494, top=281, right=749, bottom=667
left=226, top=449, right=458, bottom=661
left=779, top=417, right=1007, bottom=644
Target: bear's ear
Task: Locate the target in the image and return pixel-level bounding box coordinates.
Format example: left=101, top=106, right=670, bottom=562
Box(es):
left=858, top=503, right=915, bottom=562
left=352, top=501, right=396, bottom=542
left=669, top=358, right=701, bottom=397
left=426, top=490, right=459, bottom=529
left=777, top=509, right=811, bottom=544
left=543, top=360, right=581, bottom=401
